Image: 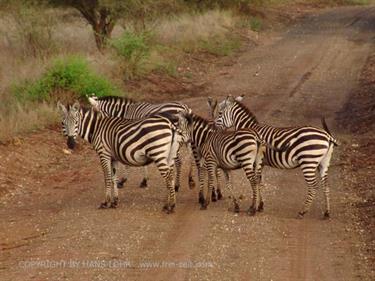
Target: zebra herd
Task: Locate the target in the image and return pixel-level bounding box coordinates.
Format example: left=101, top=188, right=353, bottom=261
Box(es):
left=58, top=94, right=338, bottom=218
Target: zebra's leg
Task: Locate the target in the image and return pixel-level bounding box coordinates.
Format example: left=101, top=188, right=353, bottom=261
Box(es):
left=117, top=164, right=128, bottom=189
left=216, top=168, right=223, bottom=200
left=298, top=165, right=319, bottom=219
left=174, top=150, right=182, bottom=192
left=111, top=160, right=119, bottom=208
left=222, top=170, right=240, bottom=213
left=189, top=143, right=199, bottom=190
left=255, top=147, right=266, bottom=211
left=211, top=172, right=218, bottom=203
left=198, top=162, right=206, bottom=206
left=201, top=163, right=216, bottom=210
left=257, top=175, right=265, bottom=212
left=163, top=167, right=176, bottom=214
left=98, top=154, right=113, bottom=209
left=139, top=166, right=148, bottom=188
left=188, top=160, right=196, bottom=189
left=319, top=144, right=334, bottom=219
left=244, top=164, right=259, bottom=216
left=155, top=160, right=175, bottom=213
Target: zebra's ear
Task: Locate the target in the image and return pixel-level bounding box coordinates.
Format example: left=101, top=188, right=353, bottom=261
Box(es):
left=235, top=94, right=244, bottom=102
left=72, top=101, right=80, bottom=112
left=207, top=97, right=218, bottom=118
left=225, top=95, right=236, bottom=105
left=184, top=112, right=193, bottom=125
left=88, top=96, right=98, bottom=107
left=57, top=101, right=67, bottom=116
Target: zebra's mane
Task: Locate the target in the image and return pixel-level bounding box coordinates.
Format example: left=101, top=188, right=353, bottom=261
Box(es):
left=191, top=113, right=216, bottom=129
left=79, top=106, right=100, bottom=117
left=96, top=95, right=141, bottom=104
left=234, top=101, right=258, bottom=124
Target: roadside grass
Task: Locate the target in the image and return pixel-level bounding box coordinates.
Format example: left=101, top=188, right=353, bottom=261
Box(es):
left=12, top=56, right=120, bottom=103
left=0, top=98, right=58, bottom=143
left=1, top=0, right=371, bottom=142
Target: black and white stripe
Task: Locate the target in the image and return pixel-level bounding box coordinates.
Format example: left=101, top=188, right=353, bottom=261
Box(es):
left=182, top=112, right=275, bottom=215
left=215, top=96, right=339, bottom=218
left=58, top=101, right=188, bottom=213
left=89, top=95, right=192, bottom=191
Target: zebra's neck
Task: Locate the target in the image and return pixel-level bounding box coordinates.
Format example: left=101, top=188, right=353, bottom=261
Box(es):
left=78, top=108, right=99, bottom=143
left=191, top=114, right=215, bottom=147
left=233, top=104, right=278, bottom=141
left=233, top=105, right=258, bottom=130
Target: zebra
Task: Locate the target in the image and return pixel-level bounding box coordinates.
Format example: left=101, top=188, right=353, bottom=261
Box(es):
left=179, top=111, right=286, bottom=215
left=88, top=95, right=194, bottom=192
left=214, top=95, right=339, bottom=219
left=57, top=101, right=189, bottom=213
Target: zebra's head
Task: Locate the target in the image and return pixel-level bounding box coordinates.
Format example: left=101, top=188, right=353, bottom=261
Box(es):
left=57, top=101, right=81, bottom=150
left=207, top=97, right=218, bottom=120
left=176, top=112, right=193, bottom=143
left=88, top=95, right=99, bottom=110
left=215, top=95, right=244, bottom=129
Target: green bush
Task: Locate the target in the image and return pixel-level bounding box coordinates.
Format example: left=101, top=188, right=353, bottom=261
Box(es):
left=248, top=16, right=262, bottom=31
left=111, top=31, right=151, bottom=79
left=12, top=56, right=119, bottom=102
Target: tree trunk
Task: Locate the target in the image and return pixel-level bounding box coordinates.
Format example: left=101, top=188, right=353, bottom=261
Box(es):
left=73, top=3, right=116, bottom=52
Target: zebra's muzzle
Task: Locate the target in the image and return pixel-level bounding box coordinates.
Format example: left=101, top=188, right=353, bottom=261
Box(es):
left=67, top=136, right=76, bottom=149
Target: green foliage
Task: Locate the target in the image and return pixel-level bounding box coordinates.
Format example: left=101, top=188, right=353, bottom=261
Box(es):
left=247, top=16, right=262, bottom=31
left=12, top=56, right=119, bottom=102
left=111, top=31, right=151, bottom=79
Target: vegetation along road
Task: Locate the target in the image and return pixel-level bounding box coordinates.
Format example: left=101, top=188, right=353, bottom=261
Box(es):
left=0, top=4, right=374, bottom=281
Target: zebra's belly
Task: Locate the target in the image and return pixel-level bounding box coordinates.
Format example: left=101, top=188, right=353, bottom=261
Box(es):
left=217, top=159, right=242, bottom=170
left=264, top=157, right=299, bottom=169
left=115, top=151, right=152, bottom=167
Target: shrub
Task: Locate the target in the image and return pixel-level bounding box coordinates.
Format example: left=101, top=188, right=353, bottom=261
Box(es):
left=111, top=31, right=151, bottom=79
left=12, top=56, right=120, bottom=102
left=248, top=16, right=262, bottom=31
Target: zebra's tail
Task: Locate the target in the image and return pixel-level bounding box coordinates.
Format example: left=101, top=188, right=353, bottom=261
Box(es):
left=321, top=117, right=339, bottom=146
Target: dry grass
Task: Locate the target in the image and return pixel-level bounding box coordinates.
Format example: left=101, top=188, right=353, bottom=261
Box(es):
left=154, top=10, right=236, bottom=47
left=0, top=101, right=58, bottom=143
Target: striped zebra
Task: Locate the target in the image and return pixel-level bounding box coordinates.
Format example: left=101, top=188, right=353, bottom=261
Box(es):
left=57, top=101, right=189, bottom=213
left=180, top=112, right=286, bottom=214
left=88, top=95, right=194, bottom=192
left=215, top=96, right=339, bottom=219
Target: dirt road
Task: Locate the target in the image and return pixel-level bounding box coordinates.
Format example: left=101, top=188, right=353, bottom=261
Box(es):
left=1, top=5, right=374, bottom=281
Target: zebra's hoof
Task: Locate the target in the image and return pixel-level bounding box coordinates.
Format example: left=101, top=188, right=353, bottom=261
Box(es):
left=258, top=201, right=264, bottom=212
left=198, top=192, right=205, bottom=205
left=200, top=205, right=207, bottom=210
left=188, top=177, right=196, bottom=190
left=98, top=202, right=110, bottom=209
left=110, top=199, right=119, bottom=209
left=212, top=191, right=217, bottom=202
left=162, top=204, right=175, bottom=214
left=297, top=211, right=306, bottom=219
left=139, top=179, right=148, bottom=188
left=117, top=178, right=127, bottom=189
left=174, top=185, right=180, bottom=192
left=323, top=211, right=330, bottom=219
left=217, top=190, right=223, bottom=200
left=247, top=207, right=256, bottom=216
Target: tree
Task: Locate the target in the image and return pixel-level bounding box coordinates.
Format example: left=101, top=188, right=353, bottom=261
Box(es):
left=48, top=0, right=125, bottom=51
left=47, top=0, right=187, bottom=51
